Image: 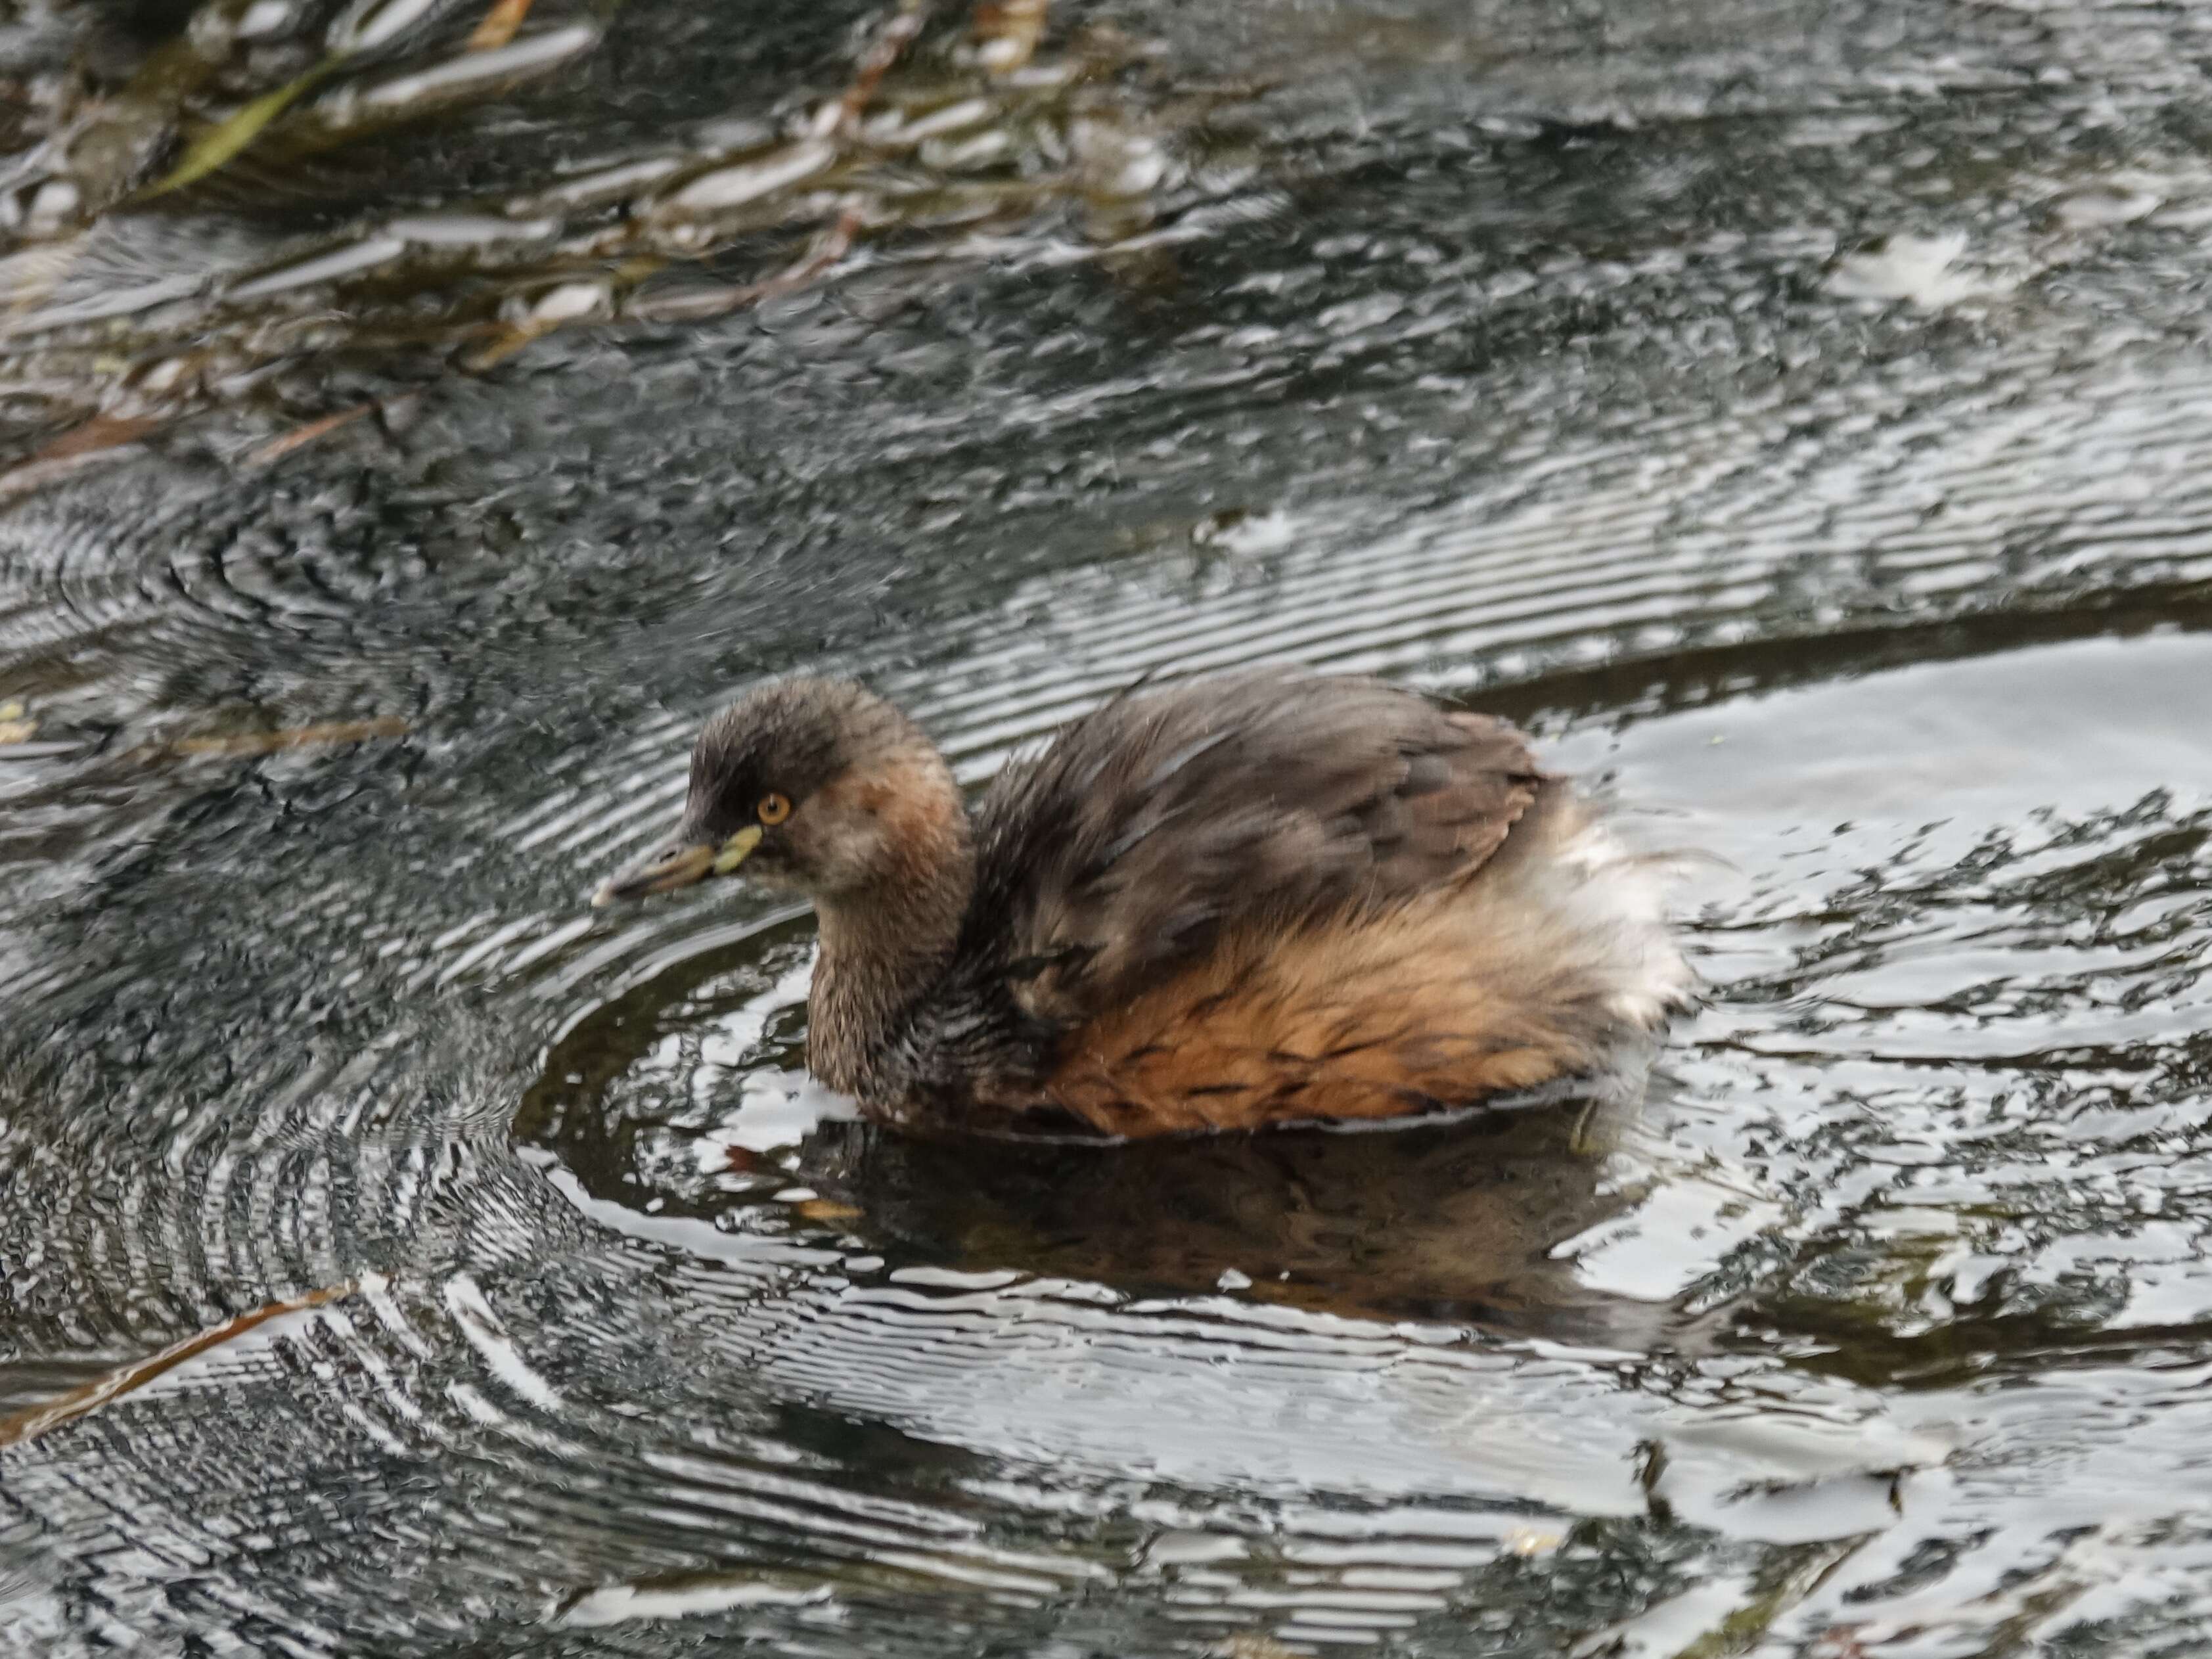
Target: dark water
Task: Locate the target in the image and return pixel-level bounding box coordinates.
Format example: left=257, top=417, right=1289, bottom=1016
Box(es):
left=6, top=1, right=2212, bottom=1654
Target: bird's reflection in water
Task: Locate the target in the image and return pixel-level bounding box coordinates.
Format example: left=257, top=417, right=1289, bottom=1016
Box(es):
left=522, top=934, right=1715, bottom=1352
left=794, top=1074, right=1709, bottom=1350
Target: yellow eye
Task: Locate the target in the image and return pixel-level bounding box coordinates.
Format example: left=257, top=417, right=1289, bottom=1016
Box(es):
left=757, top=792, right=792, bottom=825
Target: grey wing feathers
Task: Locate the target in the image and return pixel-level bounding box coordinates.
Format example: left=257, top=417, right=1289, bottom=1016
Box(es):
left=962, top=670, right=1543, bottom=1032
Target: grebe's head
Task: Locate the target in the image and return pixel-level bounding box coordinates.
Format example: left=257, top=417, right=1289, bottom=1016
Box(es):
left=593, top=677, right=961, bottom=907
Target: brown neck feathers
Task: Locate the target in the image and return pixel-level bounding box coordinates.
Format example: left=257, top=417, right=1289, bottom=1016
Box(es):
left=805, top=752, right=974, bottom=1102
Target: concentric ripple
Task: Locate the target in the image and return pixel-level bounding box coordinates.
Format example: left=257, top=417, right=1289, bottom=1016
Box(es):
left=10, top=1, right=2212, bottom=1655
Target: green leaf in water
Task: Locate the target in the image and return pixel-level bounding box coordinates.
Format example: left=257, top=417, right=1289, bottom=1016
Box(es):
left=144, top=57, right=342, bottom=198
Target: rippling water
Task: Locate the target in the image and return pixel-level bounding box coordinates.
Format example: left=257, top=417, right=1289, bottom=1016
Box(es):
left=6, top=1, right=2212, bottom=1654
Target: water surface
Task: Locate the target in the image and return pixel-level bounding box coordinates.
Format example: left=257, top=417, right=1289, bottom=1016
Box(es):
left=5, top=2, right=2212, bottom=1654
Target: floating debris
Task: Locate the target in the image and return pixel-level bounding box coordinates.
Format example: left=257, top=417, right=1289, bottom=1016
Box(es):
left=0, top=0, right=1246, bottom=481
left=554, top=1573, right=834, bottom=1629
left=1825, top=231, right=2018, bottom=310
left=971, top=0, right=1051, bottom=74
left=244, top=399, right=378, bottom=464
left=0, top=412, right=168, bottom=501
left=143, top=57, right=346, bottom=196
left=0, top=1281, right=359, bottom=1451
left=172, top=715, right=411, bottom=756
left=1506, top=1526, right=1567, bottom=1557
left=467, top=0, right=537, bottom=53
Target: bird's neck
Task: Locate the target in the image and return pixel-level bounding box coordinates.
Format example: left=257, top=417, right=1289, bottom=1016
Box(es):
left=807, top=772, right=974, bottom=1106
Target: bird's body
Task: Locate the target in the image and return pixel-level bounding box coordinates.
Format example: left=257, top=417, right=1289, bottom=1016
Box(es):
left=598, top=670, right=1693, bottom=1137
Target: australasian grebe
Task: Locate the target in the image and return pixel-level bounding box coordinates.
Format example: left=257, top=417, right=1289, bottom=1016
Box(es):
left=595, top=670, right=1693, bottom=1136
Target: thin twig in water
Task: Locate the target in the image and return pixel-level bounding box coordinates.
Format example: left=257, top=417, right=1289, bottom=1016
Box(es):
left=468, top=0, right=537, bottom=51
left=0, top=1282, right=359, bottom=1450
left=837, top=1, right=933, bottom=133
left=29, top=411, right=163, bottom=463
left=246, top=401, right=377, bottom=465
left=0, top=411, right=164, bottom=501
